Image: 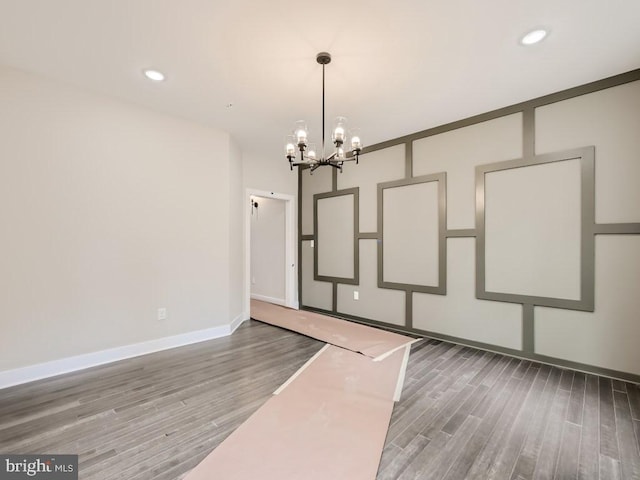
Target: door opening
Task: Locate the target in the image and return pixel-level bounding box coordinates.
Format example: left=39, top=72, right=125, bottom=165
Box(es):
left=244, top=189, right=297, bottom=320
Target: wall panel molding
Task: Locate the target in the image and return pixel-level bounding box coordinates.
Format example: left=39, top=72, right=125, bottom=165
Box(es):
left=378, top=173, right=447, bottom=294
left=476, top=146, right=595, bottom=311
left=313, top=188, right=359, bottom=284
left=299, top=68, right=640, bottom=382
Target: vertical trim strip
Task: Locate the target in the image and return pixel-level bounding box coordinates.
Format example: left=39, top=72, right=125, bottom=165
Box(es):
left=523, top=107, right=535, bottom=161
left=405, top=141, right=413, bottom=179
left=522, top=304, right=534, bottom=353
left=332, top=166, right=338, bottom=192
left=406, top=291, right=413, bottom=329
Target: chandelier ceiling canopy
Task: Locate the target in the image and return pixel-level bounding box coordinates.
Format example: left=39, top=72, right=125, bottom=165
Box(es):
left=286, top=52, right=362, bottom=173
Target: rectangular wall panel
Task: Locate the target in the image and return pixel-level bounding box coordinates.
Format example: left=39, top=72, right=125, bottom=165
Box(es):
left=535, top=236, right=640, bottom=376
left=337, top=144, right=405, bottom=233
left=317, top=193, right=355, bottom=279
left=382, top=181, right=439, bottom=287
left=301, top=241, right=332, bottom=310
left=413, top=238, right=522, bottom=350
left=413, top=114, right=522, bottom=229
left=301, top=167, right=332, bottom=235
left=535, top=81, right=640, bottom=223
left=337, top=240, right=405, bottom=326
left=484, top=159, right=582, bottom=300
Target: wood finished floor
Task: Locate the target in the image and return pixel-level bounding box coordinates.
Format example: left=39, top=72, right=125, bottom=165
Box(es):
left=1, top=320, right=639, bottom=480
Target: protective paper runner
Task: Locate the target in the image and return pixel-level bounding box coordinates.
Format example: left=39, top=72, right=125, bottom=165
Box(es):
left=251, top=299, right=417, bottom=360
left=183, top=345, right=407, bottom=480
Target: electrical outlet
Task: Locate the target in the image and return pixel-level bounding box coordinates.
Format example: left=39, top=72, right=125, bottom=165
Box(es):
left=252, top=276, right=256, bottom=285
left=157, top=308, right=167, bottom=321
left=353, top=291, right=359, bottom=300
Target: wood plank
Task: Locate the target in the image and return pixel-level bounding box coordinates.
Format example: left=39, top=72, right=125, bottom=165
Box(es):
left=411, top=415, right=482, bottom=479
left=567, top=372, right=586, bottom=426
left=377, top=434, right=430, bottom=480
left=443, top=374, right=523, bottom=480
left=560, top=368, right=575, bottom=391
left=479, top=364, right=550, bottom=479
left=626, top=383, right=640, bottom=421
left=600, top=455, right=622, bottom=480
left=532, top=384, right=571, bottom=479
left=466, top=364, right=539, bottom=480
left=600, top=376, right=621, bottom=459
left=613, top=390, right=640, bottom=479
left=578, top=374, right=601, bottom=480
left=554, top=422, right=581, bottom=479
left=391, top=352, right=491, bottom=448
left=612, top=380, right=627, bottom=393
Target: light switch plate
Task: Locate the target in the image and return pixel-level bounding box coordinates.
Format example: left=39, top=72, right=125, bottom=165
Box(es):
left=353, top=291, right=359, bottom=300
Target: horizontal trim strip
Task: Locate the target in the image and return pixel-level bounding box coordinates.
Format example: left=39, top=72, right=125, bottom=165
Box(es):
left=446, top=229, right=477, bottom=238
left=358, top=232, right=380, bottom=239
left=594, top=223, right=640, bottom=235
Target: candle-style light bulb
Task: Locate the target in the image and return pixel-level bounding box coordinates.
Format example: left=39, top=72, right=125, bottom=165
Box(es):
left=307, top=143, right=317, bottom=160
left=332, top=116, right=347, bottom=144
left=286, top=143, right=295, bottom=155
left=285, top=135, right=296, bottom=157
left=294, top=120, right=308, bottom=146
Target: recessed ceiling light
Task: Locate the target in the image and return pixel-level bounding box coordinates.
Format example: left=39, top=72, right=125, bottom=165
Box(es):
left=143, top=69, right=166, bottom=82
left=520, top=29, right=548, bottom=46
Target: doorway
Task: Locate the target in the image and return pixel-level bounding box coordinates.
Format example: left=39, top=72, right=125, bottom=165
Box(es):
left=244, top=189, right=297, bottom=319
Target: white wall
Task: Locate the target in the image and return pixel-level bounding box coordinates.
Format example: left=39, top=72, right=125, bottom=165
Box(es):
left=250, top=197, right=286, bottom=304
left=242, top=150, right=297, bottom=196
left=0, top=66, right=240, bottom=372
left=228, top=139, right=244, bottom=323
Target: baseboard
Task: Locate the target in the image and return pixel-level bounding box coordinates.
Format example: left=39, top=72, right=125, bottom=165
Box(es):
left=0, top=322, right=237, bottom=390
left=229, top=313, right=245, bottom=334
left=250, top=293, right=287, bottom=307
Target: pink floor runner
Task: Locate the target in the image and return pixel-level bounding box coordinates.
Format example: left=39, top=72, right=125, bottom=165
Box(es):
left=183, top=344, right=409, bottom=480
left=250, top=299, right=417, bottom=360
left=183, top=302, right=418, bottom=479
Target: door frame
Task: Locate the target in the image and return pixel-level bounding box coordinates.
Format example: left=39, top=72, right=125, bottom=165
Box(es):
left=244, top=189, right=297, bottom=320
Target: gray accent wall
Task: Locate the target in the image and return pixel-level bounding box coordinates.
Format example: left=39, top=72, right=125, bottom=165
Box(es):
left=316, top=192, right=356, bottom=280
left=301, top=240, right=332, bottom=310
left=300, top=70, right=640, bottom=382
left=337, top=240, right=405, bottom=326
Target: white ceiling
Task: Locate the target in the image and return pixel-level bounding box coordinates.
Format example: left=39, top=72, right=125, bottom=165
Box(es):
left=1, top=0, right=639, bottom=161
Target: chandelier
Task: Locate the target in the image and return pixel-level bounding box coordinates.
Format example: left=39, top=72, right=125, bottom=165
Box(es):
left=286, top=52, right=362, bottom=173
